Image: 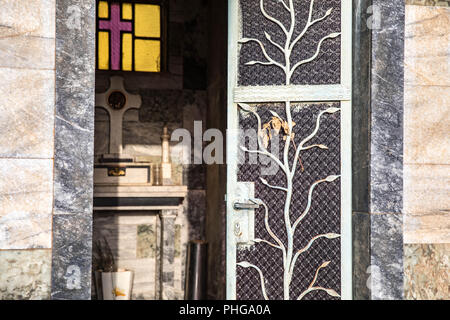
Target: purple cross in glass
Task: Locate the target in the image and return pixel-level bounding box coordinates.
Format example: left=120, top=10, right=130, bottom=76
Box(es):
left=99, top=3, right=132, bottom=70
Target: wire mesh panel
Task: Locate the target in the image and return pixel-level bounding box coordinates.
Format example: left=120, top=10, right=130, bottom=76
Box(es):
left=238, top=0, right=341, bottom=86
left=236, top=103, right=341, bottom=300
left=236, top=103, right=340, bottom=300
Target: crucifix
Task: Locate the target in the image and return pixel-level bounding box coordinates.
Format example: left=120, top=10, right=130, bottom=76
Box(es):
left=98, top=3, right=132, bottom=70
left=95, top=76, right=142, bottom=158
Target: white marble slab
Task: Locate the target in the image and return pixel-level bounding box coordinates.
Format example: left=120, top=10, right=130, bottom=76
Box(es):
left=0, top=159, right=53, bottom=249
left=0, top=68, right=55, bottom=158
left=0, top=249, right=52, bottom=299
left=403, top=5, right=450, bottom=244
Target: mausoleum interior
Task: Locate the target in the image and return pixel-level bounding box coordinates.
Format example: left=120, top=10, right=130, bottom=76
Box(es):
left=91, top=0, right=227, bottom=300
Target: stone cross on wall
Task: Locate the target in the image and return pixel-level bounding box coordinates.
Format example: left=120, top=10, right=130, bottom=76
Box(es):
left=95, top=76, right=142, bottom=156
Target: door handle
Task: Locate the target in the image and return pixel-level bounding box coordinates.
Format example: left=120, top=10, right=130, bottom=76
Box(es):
left=233, top=199, right=260, bottom=210
left=232, top=183, right=257, bottom=247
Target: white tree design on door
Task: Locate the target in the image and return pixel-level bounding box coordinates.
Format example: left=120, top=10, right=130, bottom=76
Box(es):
left=236, top=0, right=342, bottom=300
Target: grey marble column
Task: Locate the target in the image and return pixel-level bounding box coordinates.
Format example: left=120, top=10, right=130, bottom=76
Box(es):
left=159, top=209, right=178, bottom=300
left=51, top=0, right=96, bottom=300
left=369, top=0, right=404, bottom=300
left=352, top=0, right=405, bottom=300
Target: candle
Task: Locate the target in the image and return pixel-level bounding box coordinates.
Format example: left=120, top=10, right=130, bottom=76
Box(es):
left=161, top=125, right=172, bottom=185
left=161, top=125, right=170, bottom=163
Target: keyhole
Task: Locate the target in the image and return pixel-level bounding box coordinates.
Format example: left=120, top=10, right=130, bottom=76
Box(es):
left=234, top=222, right=242, bottom=237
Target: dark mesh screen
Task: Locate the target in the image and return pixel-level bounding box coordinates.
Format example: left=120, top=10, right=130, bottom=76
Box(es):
left=236, top=102, right=341, bottom=300
left=238, top=0, right=341, bottom=86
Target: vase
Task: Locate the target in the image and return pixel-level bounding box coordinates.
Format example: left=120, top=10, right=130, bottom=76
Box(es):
left=99, top=269, right=134, bottom=300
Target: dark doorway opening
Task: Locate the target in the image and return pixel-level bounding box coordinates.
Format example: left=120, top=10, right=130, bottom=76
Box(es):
left=92, top=0, right=227, bottom=300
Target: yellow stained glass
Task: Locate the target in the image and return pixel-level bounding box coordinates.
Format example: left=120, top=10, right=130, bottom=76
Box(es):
left=97, top=2, right=163, bottom=72
left=135, top=39, right=160, bottom=72
left=98, top=1, right=109, bottom=19
left=98, top=31, right=109, bottom=70
left=122, top=33, right=132, bottom=71
left=135, top=4, right=160, bottom=38
left=122, top=3, right=132, bottom=20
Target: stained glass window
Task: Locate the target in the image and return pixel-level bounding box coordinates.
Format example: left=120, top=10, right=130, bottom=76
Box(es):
left=96, top=1, right=165, bottom=72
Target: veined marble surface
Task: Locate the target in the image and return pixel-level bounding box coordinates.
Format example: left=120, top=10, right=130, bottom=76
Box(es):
left=51, top=0, right=96, bottom=299
left=0, top=159, right=53, bottom=249
left=0, top=0, right=55, bottom=70
left=403, top=4, right=450, bottom=300
left=0, top=0, right=55, bottom=38
left=404, top=244, right=450, bottom=299
left=0, top=0, right=56, bottom=301
left=404, top=165, right=450, bottom=243
left=370, top=214, right=404, bottom=300
left=404, top=5, right=450, bottom=244
left=0, top=249, right=51, bottom=300
left=366, top=0, right=405, bottom=300
left=93, top=213, right=160, bottom=299
left=370, top=0, right=405, bottom=215
left=93, top=210, right=188, bottom=300
left=0, top=67, right=55, bottom=159
left=405, top=0, right=450, bottom=6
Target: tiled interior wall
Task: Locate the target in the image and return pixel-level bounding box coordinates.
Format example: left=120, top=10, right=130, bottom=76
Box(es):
left=0, top=0, right=56, bottom=299
left=403, top=4, right=450, bottom=299
left=93, top=212, right=189, bottom=299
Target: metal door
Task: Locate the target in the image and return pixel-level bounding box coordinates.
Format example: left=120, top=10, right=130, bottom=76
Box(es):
left=226, top=0, right=352, bottom=300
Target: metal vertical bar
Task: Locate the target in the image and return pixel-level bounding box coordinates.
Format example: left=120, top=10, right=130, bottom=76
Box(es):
left=226, top=0, right=239, bottom=300
left=340, top=0, right=353, bottom=300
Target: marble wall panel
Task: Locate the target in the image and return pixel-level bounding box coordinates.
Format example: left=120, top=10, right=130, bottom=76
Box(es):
left=137, top=224, right=158, bottom=259
left=0, top=68, right=55, bottom=158
left=0, top=0, right=55, bottom=38
left=405, top=0, right=450, bottom=7
left=404, top=87, right=450, bottom=164
left=366, top=0, right=405, bottom=301
left=370, top=214, right=404, bottom=300
left=115, top=258, right=158, bottom=300
left=403, top=5, right=450, bottom=244
left=370, top=0, right=405, bottom=214
left=0, top=249, right=52, bottom=300
left=93, top=212, right=159, bottom=299
left=405, top=6, right=450, bottom=88
left=0, top=159, right=53, bottom=249
left=404, top=164, right=450, bottom=243
left=403, top=5, right=450, bottom=300
left=404, top=244, right=450, bottom=299
left=404, top=165, right=449, bottom=215
left=0, top=37, right=55, bottom=70
left=51, top=214, right=92, bottom=300
left=404, top=212, right=450, bottom=244
left=0, top=0, right=55, bottom=69
left=0, top=0, right=56, bottom=301
left=52, top=0, right=96, bottom=299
